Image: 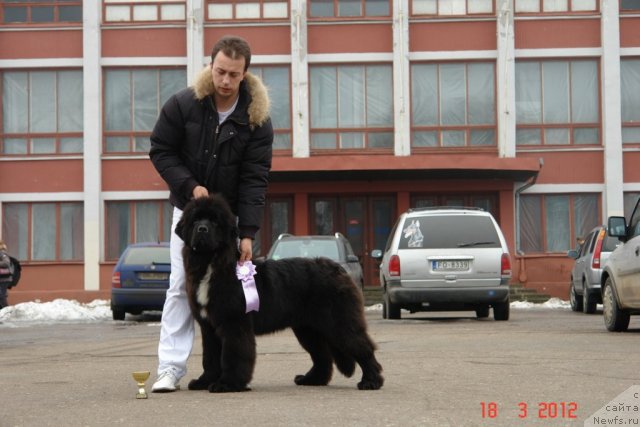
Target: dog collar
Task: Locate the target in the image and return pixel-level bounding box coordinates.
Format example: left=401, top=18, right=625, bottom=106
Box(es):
left=236, top=261, right=259, bottom=313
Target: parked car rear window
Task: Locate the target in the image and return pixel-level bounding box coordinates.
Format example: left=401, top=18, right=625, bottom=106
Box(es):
left=399, top=215, right=501, bottom=249
left=271, top=240, right=340, bottom=260
left=123, top=247, right=170, bottom=265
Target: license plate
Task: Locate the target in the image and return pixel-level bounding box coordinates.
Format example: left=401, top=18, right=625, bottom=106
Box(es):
left=432, top=260, right=470, bottom=271
left=138, top=272, right=168, bottom=280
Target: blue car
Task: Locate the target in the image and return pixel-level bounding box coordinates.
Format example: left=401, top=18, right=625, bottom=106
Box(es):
left=111, top=242, right=170, bottom=320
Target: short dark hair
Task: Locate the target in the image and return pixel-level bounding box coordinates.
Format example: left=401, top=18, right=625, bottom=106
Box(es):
left=210, top=35, right=251, bottom=71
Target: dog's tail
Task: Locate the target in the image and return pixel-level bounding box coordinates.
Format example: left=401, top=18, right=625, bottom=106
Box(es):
left=331, top=346, right=356, bottom=378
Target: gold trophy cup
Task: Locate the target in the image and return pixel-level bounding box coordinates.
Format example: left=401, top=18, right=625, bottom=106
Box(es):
left=132, top=371, right=150, bottom=399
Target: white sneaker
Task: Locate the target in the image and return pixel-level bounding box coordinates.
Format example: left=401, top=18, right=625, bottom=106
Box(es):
left=151, top=370, right=180, bottom=393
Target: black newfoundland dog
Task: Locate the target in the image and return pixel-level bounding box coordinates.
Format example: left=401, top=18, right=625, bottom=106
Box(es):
left=175, top=195, right=384, bottom=393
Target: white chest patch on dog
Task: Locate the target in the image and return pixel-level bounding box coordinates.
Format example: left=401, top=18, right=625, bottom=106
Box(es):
left=197, top=265, right=213, bottom=307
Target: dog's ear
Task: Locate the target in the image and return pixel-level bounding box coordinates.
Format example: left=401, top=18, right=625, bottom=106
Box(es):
left=175, top=215, right=186, bottom=241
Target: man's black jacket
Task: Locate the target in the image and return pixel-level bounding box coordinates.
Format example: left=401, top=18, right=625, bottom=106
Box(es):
left=150, top=68, right=273, bottom=239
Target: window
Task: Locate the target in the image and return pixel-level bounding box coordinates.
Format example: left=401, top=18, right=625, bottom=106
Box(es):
left=104, top=68, right=186, bottom=154
left=1, top=70, right=83, bottom=155
left=621, top=0, right=640, bottom=11
left=627, top=194, right=640, bottom=239
left=272, top=239, right=341, bottom=259
left=104, top=0, right=185, bottom=23
left=207, top=0, right=288, bottom=20
left=399, top=215, right=501, bottom=249
left=624, top=193, right=640, bottom=219
left=310, top=64, right=393, bottom=151
left=250, top=66, right=291, bottom=150
left=621, top=59, right=640, bottom=145
left=1, top=0, right=81, bottom=24
left=515, top=0, right=597, bottom=13
left=412, top=193, right=498, bottom=218
left=254, top=197, right=292, bottom=258
left=411, top=0, right=493, bottom=16
left=313, top=199, right=335, bottom=235
left=2, top=202, right=84, bottom=261
left=519, top=194, right=598, bottom=253
left=515, top=60, right=599, bottom=146
left=411, top=62, right=496, bottom=148
left=309, top=0, right=390, bottom=18
left=105, top=200, right=173, bottom=260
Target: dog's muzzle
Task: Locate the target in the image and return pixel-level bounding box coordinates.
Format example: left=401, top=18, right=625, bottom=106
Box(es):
left=190, top=220, right=215, bottom=252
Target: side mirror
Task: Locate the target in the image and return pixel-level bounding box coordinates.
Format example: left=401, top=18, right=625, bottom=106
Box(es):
left=370, top=249, right=383, bottom=259
left=567, top=250, right=579, bottom=259
left=607, top=216, right=627, bottom=241
left=346, top=254, right=359, bottom=263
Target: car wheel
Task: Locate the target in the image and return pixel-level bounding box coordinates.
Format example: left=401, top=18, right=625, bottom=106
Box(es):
left=112, top=308, right=126, bottom=321
left=383, top=290, right=400, bottom=320
left=603, top=279, right=630, bottom=332
left=476, top=307, right=490, bottom=318
left=583, top=286, right=597, bottom=314
left=493, top=301, right=510, bottom=321
left=569, top=281, right=584, bottom=312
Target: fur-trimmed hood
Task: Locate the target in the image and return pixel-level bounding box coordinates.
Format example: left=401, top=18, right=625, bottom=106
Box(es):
left=192, top=67, right=270, bottom=128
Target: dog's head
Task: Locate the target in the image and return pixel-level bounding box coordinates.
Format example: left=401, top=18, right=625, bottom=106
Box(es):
left=175, top=195, right=239, bottom=256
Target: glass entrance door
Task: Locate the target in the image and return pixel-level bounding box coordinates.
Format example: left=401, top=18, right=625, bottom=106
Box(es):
left=310, top=195, right=396, bottom=287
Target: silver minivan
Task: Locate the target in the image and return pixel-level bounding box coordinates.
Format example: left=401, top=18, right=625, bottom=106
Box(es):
left=372, top=207, right=512, bottom=321
left=567, top=225, right=618, bottom=314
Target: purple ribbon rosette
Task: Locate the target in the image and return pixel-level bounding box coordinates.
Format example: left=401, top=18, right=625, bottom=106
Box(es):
left=236, top=261, right=260, bottom=313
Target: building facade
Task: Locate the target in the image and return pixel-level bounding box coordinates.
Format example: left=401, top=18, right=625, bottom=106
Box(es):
left=1, top=0, right=639, bottom=304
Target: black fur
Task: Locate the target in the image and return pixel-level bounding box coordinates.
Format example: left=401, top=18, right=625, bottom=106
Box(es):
left=175, top=195, right=384, bottom=393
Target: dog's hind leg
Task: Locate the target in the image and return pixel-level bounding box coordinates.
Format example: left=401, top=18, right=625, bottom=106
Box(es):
left=188, top=321, right=221, bottom=390
left=354, top=350, right=384, bottom=390
left=332, top=328, right=384, bottom=390
left=352, top=339, right=384, bottom=390
left=292, top=327, right=333, bottom=386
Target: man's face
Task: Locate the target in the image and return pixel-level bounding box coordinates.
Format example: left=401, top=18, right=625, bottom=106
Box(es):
left=210, top=51, right=246, bottom=104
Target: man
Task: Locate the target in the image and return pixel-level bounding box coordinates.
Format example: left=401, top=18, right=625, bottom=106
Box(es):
left=149, top=35, right=273, bottom=392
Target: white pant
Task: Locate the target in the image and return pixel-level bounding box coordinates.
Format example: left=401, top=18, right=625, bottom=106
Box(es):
left=157, top=207, right=194, bottom=379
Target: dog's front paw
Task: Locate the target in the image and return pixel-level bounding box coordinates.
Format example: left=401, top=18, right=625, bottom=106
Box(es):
left=188, top=374, right=215, bottom=391
left=208, top=381, right=251, bottom=393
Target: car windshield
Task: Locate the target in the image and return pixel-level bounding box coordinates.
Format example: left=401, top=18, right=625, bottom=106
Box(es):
left=271, top=240, right=340, bottom=261
left=399, top=215, right=501, bottom=249
left=123, top=247, right=170, bottom=265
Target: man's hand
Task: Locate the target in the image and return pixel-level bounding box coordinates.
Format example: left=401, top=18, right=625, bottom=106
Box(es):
left=192, top=186, right=209, bottom=199
left=239, top=238, right=253, bottom=262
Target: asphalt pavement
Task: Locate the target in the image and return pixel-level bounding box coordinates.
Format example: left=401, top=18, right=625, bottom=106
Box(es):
left=1, top=308, right=640, bottom=427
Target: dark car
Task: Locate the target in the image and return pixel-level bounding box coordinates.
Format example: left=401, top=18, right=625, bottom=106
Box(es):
left=111, top=242, right=170, bottom=321
left=567, top=225, right=618, bottom=314
left=264, top=233, right=364, bottom=289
